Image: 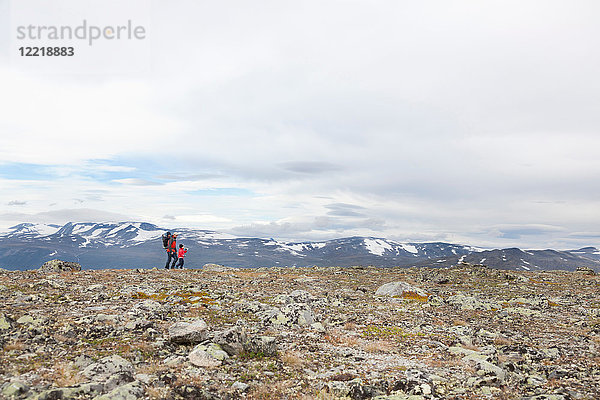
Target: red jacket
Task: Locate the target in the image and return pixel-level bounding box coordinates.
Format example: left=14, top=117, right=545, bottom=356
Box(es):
left=169, top=239, right=177, bottom=253
left=178, top=248, right=187, bottom=258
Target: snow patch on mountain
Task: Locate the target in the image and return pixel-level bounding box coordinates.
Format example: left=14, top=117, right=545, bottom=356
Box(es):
left=364, top=238, right=394, bottom=256
left=2, top=223, right=61, bottom=237
left=400, top=243, right=418, bottom=254
left=131, top=228, right=163, bottom=243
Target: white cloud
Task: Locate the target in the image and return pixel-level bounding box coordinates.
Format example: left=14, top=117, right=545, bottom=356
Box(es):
left=0, top=208, right=132, bottom=226
left=1, top=1, right=599, bottom=249
left=0, top=70, right=184, bottom=165
left=114, top=178, right=162, bottom=186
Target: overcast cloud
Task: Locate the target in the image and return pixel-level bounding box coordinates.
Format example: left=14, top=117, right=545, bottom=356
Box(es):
left=0, top=0, right=599, bottom=249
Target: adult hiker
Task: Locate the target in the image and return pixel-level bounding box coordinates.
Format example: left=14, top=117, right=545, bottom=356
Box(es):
left=163, top=232, right=178, bottom=269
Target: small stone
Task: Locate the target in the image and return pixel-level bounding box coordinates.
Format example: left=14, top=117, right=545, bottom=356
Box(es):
left=231, top=381, right=250, bottom=391
left=311, top=322, right=326, bottom=332
left=163, top=355, right=186, bottom=366
left=0, top=313, right=11, bottom=330
left=17, top=315, right=35, bottom=324
left=481, top=386, right=493, bottom=395
left=526, top=375, right=547, bottom=386
left=202, top=263, right=232, bottom=272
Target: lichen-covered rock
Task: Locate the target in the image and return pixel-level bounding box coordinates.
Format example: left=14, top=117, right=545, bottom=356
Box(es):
left=243, top=335, right=277, bottom=357
left=202, top=263, right=232, bottom=272
left=189, top=346, right=223, bottom=368
left=168, top=319, right=208, bottom=344
left=375, top=281, right=428, bottom=297
left=189, top=343, right=229, bottom=368
left=93, top=381, right=144, bottom=400
left=212, top=326, right=246, bottom=356
left=83, top=355, right=134, bottom=382
left=575, top=266, right=595, bottom=275
left=231, top=381, right=249, bottom=392
left=446, top=293, right=501, bottom=311
left=0, top=313, right=12, bottom=330
left=1, top=265, right=599, bottom=399
left=2, top=381, right=29, bottom=397
left=38, top=259, right=82, bottom=273
left=522, top=395, right=567, bottom=400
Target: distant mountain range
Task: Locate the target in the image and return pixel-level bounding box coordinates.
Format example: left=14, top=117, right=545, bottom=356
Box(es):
left=1, top=222, right=599, bottom=272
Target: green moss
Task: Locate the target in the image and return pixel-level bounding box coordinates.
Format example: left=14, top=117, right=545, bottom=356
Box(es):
left=132, top=290, right=216, bottom=305
left=362, top=325, right=426, bottom=341
left=239, top=371, right=258, bottom=382
left=239, top=351, right=271, bottom=361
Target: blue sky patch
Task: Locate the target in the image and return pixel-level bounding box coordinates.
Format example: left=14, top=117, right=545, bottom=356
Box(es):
left=0, top=162, right=58, bottom=180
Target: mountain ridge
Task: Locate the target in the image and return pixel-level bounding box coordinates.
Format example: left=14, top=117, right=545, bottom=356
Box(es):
left=1, top=221, right=599, bottom=271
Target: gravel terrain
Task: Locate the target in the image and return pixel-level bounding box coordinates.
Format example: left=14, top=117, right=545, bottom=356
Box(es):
left=0, top=262, right=598, bottom=399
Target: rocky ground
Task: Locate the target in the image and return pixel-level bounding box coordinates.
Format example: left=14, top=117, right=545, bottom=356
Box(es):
left=0, top=262, right=599, bottom=399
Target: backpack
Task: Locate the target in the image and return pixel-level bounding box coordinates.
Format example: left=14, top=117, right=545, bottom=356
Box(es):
left=162, top=232, right=171, bottom=249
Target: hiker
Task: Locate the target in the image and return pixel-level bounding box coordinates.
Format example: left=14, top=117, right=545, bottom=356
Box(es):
left=175, top=244, right=188, bottom=269
left=164, top=232, right=178, bottom=269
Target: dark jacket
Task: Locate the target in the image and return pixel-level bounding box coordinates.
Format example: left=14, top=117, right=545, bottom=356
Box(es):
left=168, top=236, right=177, bottom=253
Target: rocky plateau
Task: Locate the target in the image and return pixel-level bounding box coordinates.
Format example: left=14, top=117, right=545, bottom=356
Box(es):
left=0, top=262, right=598, bottom=399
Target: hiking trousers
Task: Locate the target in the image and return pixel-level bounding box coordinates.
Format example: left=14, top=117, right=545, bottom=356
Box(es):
left=165, top=251, right=177, bottom=269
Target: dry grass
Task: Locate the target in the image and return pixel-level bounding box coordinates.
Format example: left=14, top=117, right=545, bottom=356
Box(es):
left=323, top=329, right=360, bottom=347
left=4, top=340, right=26, bottom=351
left=460, top=343, right=481, bottom=352
left=344, top=321, right=357, bottom=331
left=361, top=339, right=394, bottom=353
left=493, top=336, right=513, bottom=346
left=146, top=386, right=169, bottom=400
left=175, top=373, right=209, bottom=389
left=52, top=334, right=70, bottom=343
left=301, top=390, right=336, bottom=400
left=137, top=360, right=169, bottom=376
left=280, top=350, right=305, bottom=368
left=422, top=356, right=462, bottom=368
left=248, top=380, right=293, bottom=399
left=48, top=362, right=86, bottom=387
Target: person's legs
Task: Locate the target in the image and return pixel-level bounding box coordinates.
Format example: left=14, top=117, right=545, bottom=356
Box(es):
left=179, top=258, right=184, bottom=269
left=170, top=253, right=177, bottom=269
left=165, top=252, right=171, bottom=269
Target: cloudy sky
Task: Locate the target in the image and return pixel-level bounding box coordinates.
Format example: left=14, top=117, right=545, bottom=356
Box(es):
left=1, top=0, right=599, bottom=249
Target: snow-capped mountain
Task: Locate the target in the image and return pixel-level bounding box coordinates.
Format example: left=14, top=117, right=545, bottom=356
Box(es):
left=568, top=247, right=600, bottom=261
left=0, top=222, right=599, bottom=271
left=3, top=223, right=62, bottom=238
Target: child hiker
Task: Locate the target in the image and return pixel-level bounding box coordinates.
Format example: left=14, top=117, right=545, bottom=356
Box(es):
left=175, top=244, right=188, bottom=269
